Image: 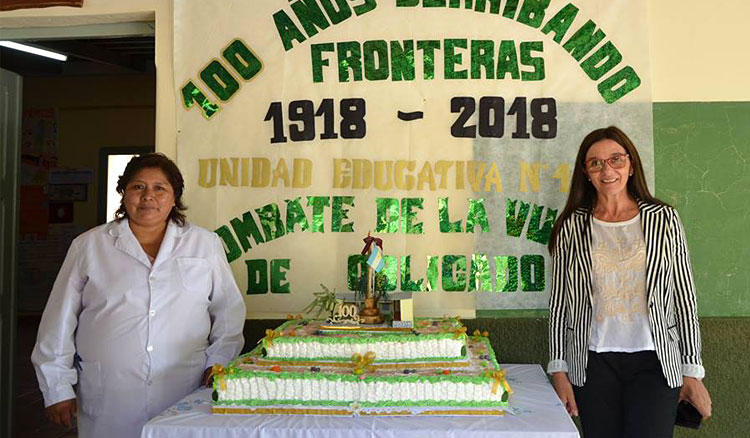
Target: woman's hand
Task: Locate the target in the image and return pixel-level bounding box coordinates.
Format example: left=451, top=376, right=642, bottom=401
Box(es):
left=680, top=377, right=712, bottom=419
left=203, top=367, right=214, bottom=387
left=45, top=398, right=77, bottom=428
left=551, top=372, right=579, bottom=416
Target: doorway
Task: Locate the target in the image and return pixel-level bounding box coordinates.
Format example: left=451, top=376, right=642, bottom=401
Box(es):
left=0, top=25, right=156, bottom=437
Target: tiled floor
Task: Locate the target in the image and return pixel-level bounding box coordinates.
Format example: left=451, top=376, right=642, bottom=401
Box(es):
left=14, top=316, right=77, bottom=438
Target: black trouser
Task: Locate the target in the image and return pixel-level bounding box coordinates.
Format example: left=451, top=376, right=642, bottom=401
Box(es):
left=573, top=350, right=681, bottom=438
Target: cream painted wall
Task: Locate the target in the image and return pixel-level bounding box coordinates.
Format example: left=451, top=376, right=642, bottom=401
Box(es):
left=647, top=0, right=750, bottom=102
left=2, top=0, right=749, bottom=153
left=0, top=0, right=176, bottom=156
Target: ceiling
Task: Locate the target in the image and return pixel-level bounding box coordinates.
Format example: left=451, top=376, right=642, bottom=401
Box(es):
left=0, top=36, right=155, bottom=77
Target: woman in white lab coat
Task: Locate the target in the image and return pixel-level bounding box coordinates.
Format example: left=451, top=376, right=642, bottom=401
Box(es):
left=32, top=153, right=246, bottom=438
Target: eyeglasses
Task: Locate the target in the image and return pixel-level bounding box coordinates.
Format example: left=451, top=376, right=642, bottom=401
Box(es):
left=584, top=153, right=629, bottom=173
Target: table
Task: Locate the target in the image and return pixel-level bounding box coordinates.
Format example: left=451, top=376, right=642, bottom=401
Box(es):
left=141, top=364, right=580, bottom=438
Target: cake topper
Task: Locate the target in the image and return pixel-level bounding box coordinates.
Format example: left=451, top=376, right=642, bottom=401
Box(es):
left=359, top=231, right=384, bottom=324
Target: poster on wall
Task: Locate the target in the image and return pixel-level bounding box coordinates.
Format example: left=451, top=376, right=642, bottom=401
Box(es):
left=174, top=0, right=652, bottom=318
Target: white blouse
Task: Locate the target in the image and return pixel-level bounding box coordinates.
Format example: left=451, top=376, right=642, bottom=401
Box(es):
left=589, top=215, right=655, bottom=352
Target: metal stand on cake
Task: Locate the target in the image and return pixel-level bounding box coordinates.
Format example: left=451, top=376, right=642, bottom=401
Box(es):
left=360, top=232, right=384, bottom=324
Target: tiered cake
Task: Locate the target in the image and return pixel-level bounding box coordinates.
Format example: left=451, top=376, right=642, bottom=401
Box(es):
left=211, top=317, right=512, bottom=416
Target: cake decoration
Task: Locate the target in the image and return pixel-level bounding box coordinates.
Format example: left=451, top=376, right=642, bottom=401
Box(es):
left=212, top=234, right=511, bottom=416
left=359, top=232, right=385, bottom=324
left=351, top=352, right=376, bottom=375
left=212, top=318, right=512, bottom=416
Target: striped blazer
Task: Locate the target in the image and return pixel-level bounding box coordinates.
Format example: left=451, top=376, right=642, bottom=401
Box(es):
left=548, top=201, right=703, bottom=388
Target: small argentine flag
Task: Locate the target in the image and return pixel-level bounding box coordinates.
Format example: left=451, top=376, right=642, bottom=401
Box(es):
left=367, top=245, right=385, bottom=273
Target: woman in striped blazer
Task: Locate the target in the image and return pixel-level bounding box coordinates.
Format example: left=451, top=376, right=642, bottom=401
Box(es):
left=547, top=127, right=712, bottom=437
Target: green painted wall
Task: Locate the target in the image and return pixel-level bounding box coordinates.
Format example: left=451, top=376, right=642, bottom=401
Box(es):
left=654, top=102, right=750, bottom=317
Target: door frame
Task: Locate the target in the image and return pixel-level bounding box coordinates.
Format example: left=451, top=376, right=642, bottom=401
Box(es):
left=1, top=67, right=22, bottom=438
left=0, top=18, right=157, bottom=435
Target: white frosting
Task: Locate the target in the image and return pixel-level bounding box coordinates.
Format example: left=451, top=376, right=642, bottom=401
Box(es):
left=220, top=376, right=505, bottom=404
left=266, top=338, right=464, bottom=360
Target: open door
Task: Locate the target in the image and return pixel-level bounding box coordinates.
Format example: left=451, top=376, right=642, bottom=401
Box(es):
left=0, top=68, right=22, bottom=437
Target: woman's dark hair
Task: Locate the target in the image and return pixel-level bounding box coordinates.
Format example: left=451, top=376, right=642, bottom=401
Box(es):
left=114, top=153, right=187, bottom=226
left=547, top=126, right=668, bottom=253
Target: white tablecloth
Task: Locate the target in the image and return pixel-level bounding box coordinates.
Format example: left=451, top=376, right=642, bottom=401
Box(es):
left=141, top=364, right=580, bottom=438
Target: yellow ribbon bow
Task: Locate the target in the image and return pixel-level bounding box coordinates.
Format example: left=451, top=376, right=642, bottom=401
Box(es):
left=212, top=363, right=227, bottom=390
left=450, top=326, right=467, bottom=339
left=472, top=329, right=489, bottom=338
left=261, top=329, right=283, bottom=348
left=442, top=314, right=461, bottom=322
left=286, top=313, right=303, bottom=320
left=351, top=351, right=376, bottom=375
left=484, top=369, right=513, bottom=395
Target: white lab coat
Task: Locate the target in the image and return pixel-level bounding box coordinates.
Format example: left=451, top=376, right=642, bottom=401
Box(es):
left=31, top=219, right=246, bottom=438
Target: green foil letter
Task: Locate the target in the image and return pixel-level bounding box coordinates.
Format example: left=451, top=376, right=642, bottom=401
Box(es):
left=285, top=197, right=310, bottom=233
left=332, top=196, right=355, bottom=232
left=417, top=40, right=440, bottom=80
left=270, top=259, right=291, bottom=293
left=506, top=198, right=530, bottom=237
left=391, top=40, right=416, bottom=81
left=474, top=0, right=501, bottom=14
left=562, top=20, right=606, bottom=62
left=426, top=255, right=439, bottom=291
left=353, top=0, right=377, bottom=15
left=502, top=0, right=519, bottom=19
left=466, top=198, right=490, bottom=233
left=520, top=254, right=545, bottom=291
left=363, top=40, right=390, bottom=81
left=255, top=203, right=286, bottom=242
left=231, top=211, right=266, bottom=251
left=311, top=43, right=335, bottom=83
left=494, top=255, right=518, bottom=292
left=376, top=198, right=400, bottom=233
left=444, top=39, right=468, bottom=79
left=469, top=254, right=492, bottom=291
left=273, top=10, right=307, bottom=51
left=215, top=225, right=241, bottom=263
left=200, top=60, right=239, bottom=102
left=307, top=196, right=330, bottom=233
left=520, top=41, right=545, bottom=81
left=496, top=40, right=520, bottom=80
left=526, top=204, right=557, bottom=245
left=245, top=259, right=268, bottom=295
left=222, top=39, right=262, bottom=80
left=540, top=3, right=579, bottom=43
left=181, top=81, right=219, bottom=119
left=380, top=255, right=399, bottom=292
left=598, top=66, right=641, bottom=104
left=319, top=0, right=352, bottom=24
left=471, top=40, right=495, bottom=79
left=290, top=0, right=330, bottom=37
left=442, top=255, right=467, bottom=291
left=401, top=198, right=425, bottom=234
left=337, top=41, right=362, bottom=82
left=580, top=41, right=622, bottom=81
left=439, top=197, right=463, bottom=233
left=401, top=255, right=425, bottom=291
left=516, top=0, right=551, bottom=29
